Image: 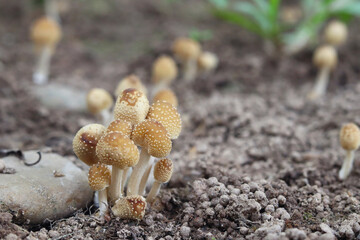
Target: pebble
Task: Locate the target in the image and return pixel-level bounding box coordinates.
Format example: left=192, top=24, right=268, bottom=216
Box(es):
left=180, top=226, right=191, bottom=237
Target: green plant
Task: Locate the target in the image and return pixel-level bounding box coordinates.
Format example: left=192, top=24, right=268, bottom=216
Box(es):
left=209, top=0, right=360, bottom=55
left=188, top=29, right=213, bottom=42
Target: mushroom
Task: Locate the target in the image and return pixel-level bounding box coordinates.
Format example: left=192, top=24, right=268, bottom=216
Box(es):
left=114, top=75, right=147, bottom=97
left=113, top=88, right=150, bottom=126
left=88, top=163, right=111, bottom=217
left=30, top=16, right=61, bottom=85
left=151, top=55, right=178, bottom=87
left=105, top=119, right=132, bottom=136
left=73, top=124, right=106, bottom=166
left=96, top=132, right=139, bottom=202
left=324, top=20, right=348, bottom=47
left=45, top=0, right=60, bottom=23
left=307, top=45, right=337, bottom=100
left=112, top=195, right=146, bottom=220
left=172, top=38, right=201, bottom=82
left=197, top=51, right=218, bottom=75
left=87, top=88, right=114, bottom=126
left=339, top=123, right=360, bottom=180
left=127, top=119, right=172, bottom=196
left=146, top=158, right=173, bottom=203
left=152, top=88, right=178, bottom=107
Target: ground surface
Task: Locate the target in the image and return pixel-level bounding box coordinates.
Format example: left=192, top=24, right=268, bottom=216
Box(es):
left=1, top=0, right=360, bottom=239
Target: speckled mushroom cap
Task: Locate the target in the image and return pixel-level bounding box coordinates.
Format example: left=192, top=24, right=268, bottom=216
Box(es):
left=105, top=119, right=132, bottom=136
left=197, top=51, right=219, bottom=72
left=113, top=88, right=150, bottom=126
left=131, top=119, right=172, bottom=158
left=87, top=88, right=114, bottom=114
left=154, top=158, right=173, bottom=183
left=340, top=123, right=360, bottom=151
left=73, top=124, right=106, bottom=166
left=324, top=20, right=348, bottom=46
left=112, top=195, right=146, bottom=220
left=313, top=45, right=338, bottom=70
left=146, top=101, right=182, bottom=139
left=151, top=55, right=178, bottom=85
left=114, top=75, right=147, bottom=97
left=88, top=163, right=111, bottom=191
left=31, top=17, right=61, bottom=47
left=172, top=38, right=201, bottom=61
left=153, top=89, right=178, bottom=107
left=96, top=132, right=139, bottom=169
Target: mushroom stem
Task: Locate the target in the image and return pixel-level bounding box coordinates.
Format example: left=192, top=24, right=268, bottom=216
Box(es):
left=146, top=181, right=161, bottom=203
left=121, top=167, right=129, bottom=194
left=138, top=157, right=154, bottom=195
left=183, top=59, right=197, bottom=82
left=127, top=149, right=151, bottom=196
left=99, top=110, right=112, bottom=126
left=98, top=188, right=108, bottom=216
left=109, top=166, right=123, bottom=202
left=33, top=46, right=53, bottom=85
left=45, top=0, right=60, bottom=23
left=308, top=67, right=330, bottom=100
left=339, top=150, right=355, bottom=180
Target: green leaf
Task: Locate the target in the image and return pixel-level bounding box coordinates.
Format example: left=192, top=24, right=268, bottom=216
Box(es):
left=339, top=2, right=360, bottom=15
left=253, top=0, right=269, bottom=13
left=208, top=0, right=228, bottom=9
left=234, top=2, right=271, bottom=32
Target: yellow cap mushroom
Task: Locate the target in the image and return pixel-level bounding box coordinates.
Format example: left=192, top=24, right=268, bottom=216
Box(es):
left=31, top=16, right=61, bottom=48
left=112, top=195, right=147, bottom=220
left=151, top=55, right=178, bottom=85
left=87, top=88, right=114, bottom=115
left=73, top=124, right=106, bottom=166
left=113, top=88, right=150, bottom=126
left=324, top=20, right=348, bottom=47
left=105, top=119, right=132, bottom=137
left=153, top=88, right=178, bottom=107
left=147, top=158, right=173, bottom=203
left=197, top=51, right=218, bottom=73
left=114, top=75, right=147, bottom=97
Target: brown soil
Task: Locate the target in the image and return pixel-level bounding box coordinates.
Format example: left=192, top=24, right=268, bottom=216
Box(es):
left=1, top=0, right=360, bottom=239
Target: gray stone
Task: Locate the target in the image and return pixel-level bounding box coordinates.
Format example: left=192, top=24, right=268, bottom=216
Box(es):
left=0, top=151, right=92, bottom=224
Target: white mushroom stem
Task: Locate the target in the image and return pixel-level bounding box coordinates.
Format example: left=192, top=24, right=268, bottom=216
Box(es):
left=339, top=150, right=355, bottom=180
left=45, top=0, right=60, bottom=23
left=99, top=110, right=112, bottom=126
left=121, top=167, right=129, bottom=194
left=108, top=166, right=123, bottom=202
left=33, top=46, right=53, bottom=85
left=146, top=181, right=162, bottom=203
left=127, top=149, right=151, bottom=196
left=183, top=59, right=197, bottom=82
left=308, top=67, right=330, bottom=100
left=98, top=188, right=108, bottom=216
left=138, top=157, right=154, bottom=195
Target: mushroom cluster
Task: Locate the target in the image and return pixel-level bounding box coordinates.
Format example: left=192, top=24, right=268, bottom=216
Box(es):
left=73, top=87, right=181, bottom=220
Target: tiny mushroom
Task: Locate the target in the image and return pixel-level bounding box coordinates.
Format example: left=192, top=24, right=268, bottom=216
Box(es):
left=112, top=195, right=146, bottom=220
left=105, top=119, right=132, bottom=136
left=324, top=20, right=348, bottom=47
left=172, top=37, right=201, bottom=82
left=307, top=45, right=337, bottom=100
left=96, top=132, right=139, bottom=202
left=73, top=123, right=106, bottom=166
left=339, top=123, right=360, bottom=180
left=151, top=55, right=178, bottom=86
left=197, top=51, right=219, bottom=74
left=146, top=158, right=173, bottom=203
left=88, top=163, right=111, bottom=217
left=114, top=75, right=147, bottom=97
left=153, top=88, right=178, bottom=107
left=87, top=88, right=114, bottom=125
left=31, top=16, right=62, bottom=85
left=113, top=88, right=150, bottom=126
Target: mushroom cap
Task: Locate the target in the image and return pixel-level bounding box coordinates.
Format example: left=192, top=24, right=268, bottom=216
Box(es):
left=87, top=88, right=114, bottom=114
left=313, top=45, right=337, bottom=69
left=112, top=195, right=146, bottom=220
left=88, top=163, right=111, bottom=191
left=172, top=38, right=201, bottom=61
left=131, top=119, right=172, bottom=158
left=106, top=119, right=132, bottom=137
left=96, top=132, right=139, bottom=169
left=31, top=17, right=61, bottom=46
left=113, top=88, right=150, bottom=126
left=146, top=101, right=182, bottom=139
left=324, top=20, right=348, bottom=46
left=197, top=51, right=219, bottom=72
left=153, top=89, right=178, bottom=107
left=114, top=75, right=148, bottom=97
left=152, top=55, right=178, bottom=85
left=340, top=123, right=360, bottom=151
left=154, top=158, right=173, bottom=183
left=73, top=124, right=106, bottom=166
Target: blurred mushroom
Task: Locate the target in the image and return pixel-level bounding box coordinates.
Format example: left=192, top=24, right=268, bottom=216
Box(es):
left=307, top=45, right=337, bottom=100
left=146, top=158, right=173, bottom=203
left=87, top=88, right=114, bottom=126
left=112, top=195, right=146, bottom=220
left=197, top=51, right=218, bottom=75
left=151, top=55, right=178, bottom=87
left=114, top=75, right=147, bottom=97
left=172, top=38, right=201, bottom=82
left=324, top=20, right=348, bottom=47
left=30, top=16, right=61, bottom=85
left=153, top=88, right=178, bottom=107
left=339, top=123, right=360, bottom=180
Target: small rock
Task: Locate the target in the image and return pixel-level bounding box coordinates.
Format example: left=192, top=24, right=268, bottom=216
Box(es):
left=278, top=195, right=286, bottom=205
left=5, top=233, right=19, bottom=240
left=286, top=228, right=306, bottom=240
left=180, top=226, right=191, bottom=237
